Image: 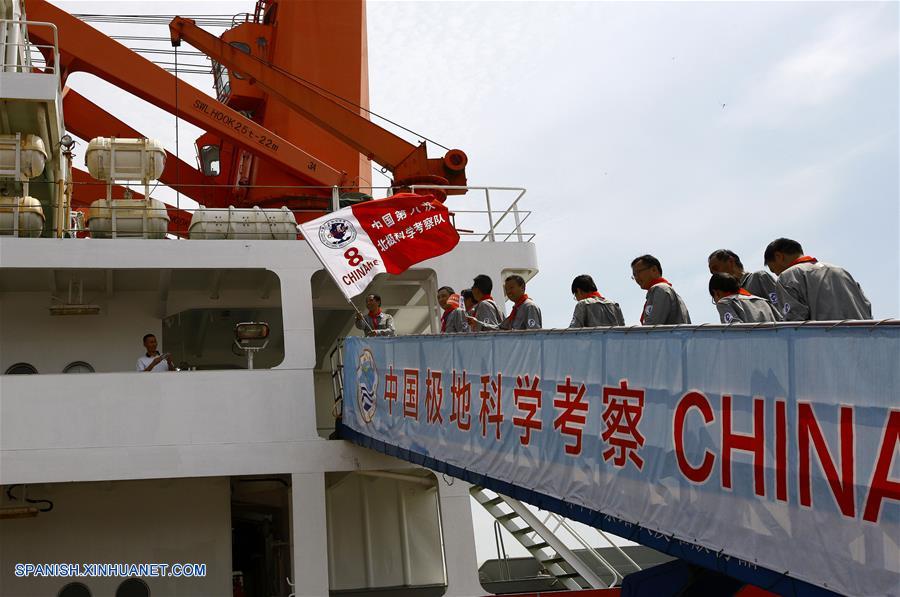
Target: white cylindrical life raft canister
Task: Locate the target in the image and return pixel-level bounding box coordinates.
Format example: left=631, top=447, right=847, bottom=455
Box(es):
left=85, top=137, right=166, bottom=182
left=189, top=206, right=298, bottom=240
left=0, top=134, right=48, bottom=179
left=0, top=196, right=45, bottom=237
left=86, top=198, right=170, bottom=239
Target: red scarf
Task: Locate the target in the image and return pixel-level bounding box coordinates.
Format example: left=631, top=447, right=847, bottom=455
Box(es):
left=722, top=288, right=753, bottom=298
left=368, top=308, right=381, bottom=330
left=640, top=279, right=671, bottom=324
left=507, top=294, right=529, bottom=323
left=787, top=255, right=818, bottom=269
left=583, top=291, right=604, bottom=300
left=441, top=307, right=454, bottom=332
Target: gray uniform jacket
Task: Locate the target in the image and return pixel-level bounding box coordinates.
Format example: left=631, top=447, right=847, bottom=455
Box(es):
left=355, top=312, right=396, bottom=337
left=775, top=260, right=872, bottom=321
left=641, top=282, right=691, bottom=325
left=716, top=293, right=781, bottom=324
left=441, top=308, right=469, bottom=334
left=741, top=270, right=779, bottom=306
left=471, top=298, right=503, bottom=332
left=569, top=296, right=625, bottom=327
left=499, top=297, right=542, bottom=330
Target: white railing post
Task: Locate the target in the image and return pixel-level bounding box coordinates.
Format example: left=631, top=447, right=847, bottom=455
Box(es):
left=484, top=188, right=496, bottom=242
left=331, top=185, right=340, bottom=212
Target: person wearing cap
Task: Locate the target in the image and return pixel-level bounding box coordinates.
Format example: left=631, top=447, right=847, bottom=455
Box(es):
left=466, top=274, right=503, bottom=332
left=569, top=274, right=625, bottom=327
left=496, top=275, right=542, bottom=330
left=764, top=238, right=872, bottom=321
left=354, top=293, right=396, bottom=336
left=708, top=248, right=779, bottom=307
left=438, top=285, right=469, bottom=334
left=631, top=254, right=691, bottom=325
left=709, top=272, right=780, bottom=323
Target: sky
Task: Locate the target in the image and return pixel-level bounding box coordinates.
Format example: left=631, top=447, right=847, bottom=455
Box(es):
left=54, top=0, right=899, bottom=565
left=365, top=1, right=899, bottom=326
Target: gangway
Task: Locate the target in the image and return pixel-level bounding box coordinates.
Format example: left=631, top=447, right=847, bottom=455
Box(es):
left=471, top=486, right=625, bottom=589
left=335, top=321, right=900, bottom=597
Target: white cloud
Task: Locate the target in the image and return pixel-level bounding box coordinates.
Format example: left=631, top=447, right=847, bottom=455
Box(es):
left=726, top=4, right=899, bottom=127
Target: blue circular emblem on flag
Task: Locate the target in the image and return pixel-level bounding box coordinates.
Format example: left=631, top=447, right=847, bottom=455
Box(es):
left=356, top=348, right=378, bottom=423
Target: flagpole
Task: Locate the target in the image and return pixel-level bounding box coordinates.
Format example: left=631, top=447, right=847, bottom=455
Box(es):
left=348, top=298, right=375, bottom=334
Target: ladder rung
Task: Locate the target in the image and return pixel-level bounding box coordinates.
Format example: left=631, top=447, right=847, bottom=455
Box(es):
left=527, top=541, right=550, bottom=551
left=510, top=527, right=533, bottom=536
left=496, top=512, right=520, bottom=522
left=483, top=496, right=505, bottom=507
left=541, top=556, right=566, bottom=565
left=554, top=572, right=582, bottom=580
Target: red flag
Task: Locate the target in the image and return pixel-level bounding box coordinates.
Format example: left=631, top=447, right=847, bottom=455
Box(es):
left=300, top=193, right=460, bottom=299
left=352, top=193, right=460, bottom=274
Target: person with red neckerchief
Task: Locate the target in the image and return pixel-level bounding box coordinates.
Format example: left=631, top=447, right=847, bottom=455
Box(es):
left=764, top=238, right=872, bottom=321
left=709, top=272, right=780, bottom=323
left=466, top=274, right=504, bottom=332
left=631, top=254, right=691, bottom=325
left=569, top=274, right=625, bottom=327
left=437, top=285, right=469, bottom=334
left=495, top=274, right=542, bottom=330
left=708, top=248, right=779, bottom=308
left=354, top=293, right=396, bottom=337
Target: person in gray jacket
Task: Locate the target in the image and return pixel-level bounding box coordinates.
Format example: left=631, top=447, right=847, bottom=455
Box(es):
left=354, top=293, right=396, bottom=337
left=437, top=286, right=469, bottom=334
left=631, top=254, right=691, bottom=325
left=498, top=275, right=542, bottom=330
left=709, top=273, right=780, bottom=323
left=764, top=238, right=872, bottom=321
left=569, top=274, right=625, bottom=327
left=467, top=274, right=503, bottom=332
left=708, top=248, right=779, bottom=307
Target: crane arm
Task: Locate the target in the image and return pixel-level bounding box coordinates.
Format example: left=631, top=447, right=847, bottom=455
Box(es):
left=169, top=17, right=468, bottom=194
left=25, top=0, right=345, bottom=188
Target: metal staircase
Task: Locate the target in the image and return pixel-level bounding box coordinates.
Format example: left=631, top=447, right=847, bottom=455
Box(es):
left=471, top=486, right=631, bottom=590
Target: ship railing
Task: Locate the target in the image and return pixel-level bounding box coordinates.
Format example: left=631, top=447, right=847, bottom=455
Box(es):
left=411, top=185, right=532, bottom=242
left=23, top=182, right=535, bottom=242
left=0, top=19, right=60, bottom=79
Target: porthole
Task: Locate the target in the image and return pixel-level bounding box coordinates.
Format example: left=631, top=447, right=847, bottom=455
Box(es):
left=58, top=582, right=91, bottom=597
left=63, top=361, right=95, bottom=374
left=5, top=362, right=37, bottom=374
left=116, top=578, right=150, bottom=597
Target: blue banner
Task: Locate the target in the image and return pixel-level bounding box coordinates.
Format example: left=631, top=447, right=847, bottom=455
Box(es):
left=341, top=325, right=900, bottom=597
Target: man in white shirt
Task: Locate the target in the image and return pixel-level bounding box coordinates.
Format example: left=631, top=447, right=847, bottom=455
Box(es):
left=136, top=333, right=174, bottom=372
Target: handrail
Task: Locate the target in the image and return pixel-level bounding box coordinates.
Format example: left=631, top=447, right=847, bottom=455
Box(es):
left=493, top=520, right=511, bottom=581
left=542, top=511, right=641, bottom=585
left=411, top=185, right=531, bottom=243
left=0, top=19, right=60, bottom=84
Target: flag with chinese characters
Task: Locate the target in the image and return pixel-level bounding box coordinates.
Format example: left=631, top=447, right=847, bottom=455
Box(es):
left=299, top=193, right=460, bottom=299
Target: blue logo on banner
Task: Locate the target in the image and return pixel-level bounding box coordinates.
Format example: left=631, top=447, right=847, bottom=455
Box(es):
left=356, top=348, right=378, bottom=423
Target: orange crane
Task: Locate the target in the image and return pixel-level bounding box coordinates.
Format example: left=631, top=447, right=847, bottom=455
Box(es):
left=25, top=0, right=343, bottom=189
left=169, top=15, right=468, bottom=200
left=24, top=0, right=469, bottom=224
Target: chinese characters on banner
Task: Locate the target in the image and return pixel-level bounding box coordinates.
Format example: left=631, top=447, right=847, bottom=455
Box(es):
left=341, top=330, right=900, bottom=597
left=299, top=193, right=460, bottom=299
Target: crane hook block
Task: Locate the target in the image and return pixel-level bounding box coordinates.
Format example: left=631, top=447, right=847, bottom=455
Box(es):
left=443, top=149, right=468, bottom=173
